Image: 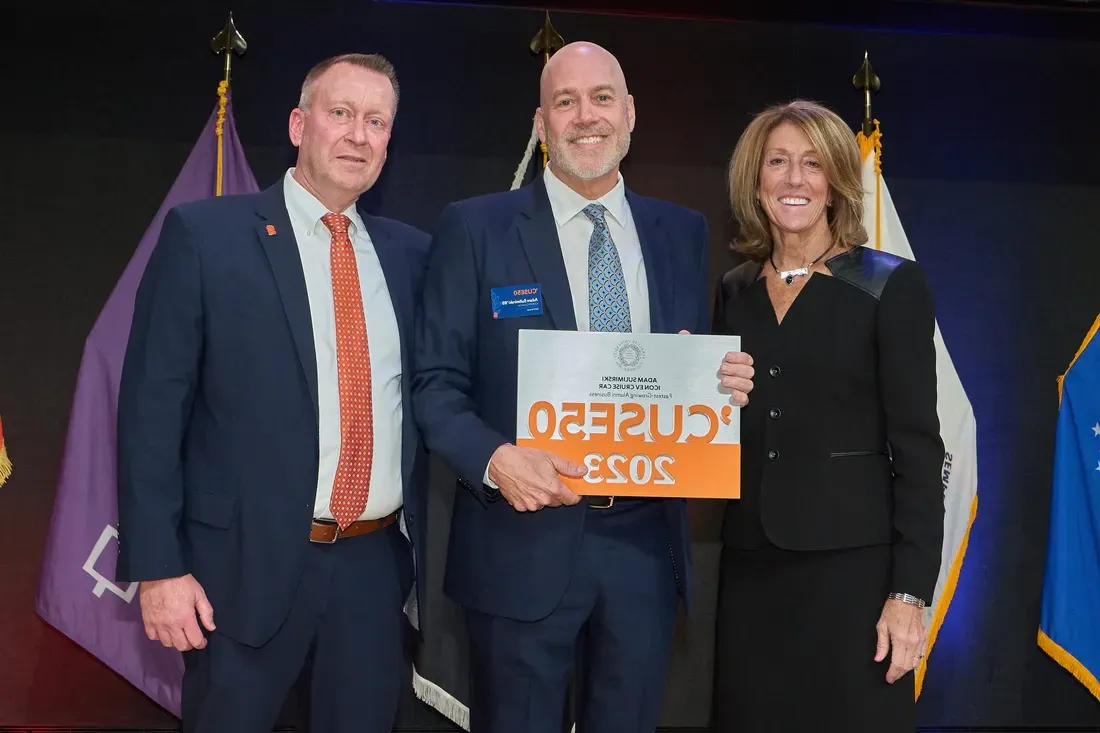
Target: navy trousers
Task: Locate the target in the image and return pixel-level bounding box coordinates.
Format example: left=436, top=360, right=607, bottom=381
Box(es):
left=466, top=500, right=680, bottom=733
left=180, top=521, right=414, bottom=733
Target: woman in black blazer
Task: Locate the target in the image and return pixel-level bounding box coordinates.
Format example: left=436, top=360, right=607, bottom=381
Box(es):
left=711, top=100, right=945, bottom=732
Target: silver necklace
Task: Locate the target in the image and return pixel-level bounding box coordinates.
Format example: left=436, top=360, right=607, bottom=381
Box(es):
left=769, top=246, right=833, bottom=285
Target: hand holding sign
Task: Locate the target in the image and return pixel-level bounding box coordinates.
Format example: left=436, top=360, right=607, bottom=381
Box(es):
left=487, top=444, right=586, bottom=512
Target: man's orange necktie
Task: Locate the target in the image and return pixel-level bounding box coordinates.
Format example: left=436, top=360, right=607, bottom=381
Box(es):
left=322, top=212, right=373, bottom=529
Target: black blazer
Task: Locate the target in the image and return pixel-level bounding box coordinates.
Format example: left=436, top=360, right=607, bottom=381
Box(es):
left=713, top=245, right=945, bottom=602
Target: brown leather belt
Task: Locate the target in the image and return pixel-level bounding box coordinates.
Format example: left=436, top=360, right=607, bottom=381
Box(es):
left=309, top=510, right=399, bottom=544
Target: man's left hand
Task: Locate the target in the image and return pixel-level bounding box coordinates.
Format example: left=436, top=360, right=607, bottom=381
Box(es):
left=875, top=598, right=927, bottom=684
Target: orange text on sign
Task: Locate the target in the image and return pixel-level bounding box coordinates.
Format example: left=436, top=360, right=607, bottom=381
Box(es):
left=516, top=401, right=740, bottom=499
left=526, top=401, right=734, bottom=443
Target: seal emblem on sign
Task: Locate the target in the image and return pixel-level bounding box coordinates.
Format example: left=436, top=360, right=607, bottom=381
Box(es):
left=614, top=339, right=645, bottom=371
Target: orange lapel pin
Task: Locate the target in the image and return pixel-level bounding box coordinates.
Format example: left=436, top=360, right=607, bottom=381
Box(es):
left=266, top=224, right=277, bottom=236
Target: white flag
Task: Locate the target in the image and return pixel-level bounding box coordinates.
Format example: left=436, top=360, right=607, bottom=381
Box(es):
left=858, top=123, right=979, bottom=699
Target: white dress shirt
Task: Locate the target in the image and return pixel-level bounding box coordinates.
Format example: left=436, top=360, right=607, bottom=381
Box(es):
left=541, top=164, right=651, bottom=334
left=483, top=165, right=651, bottom=487
left=283, top=169, right=404, bottom=521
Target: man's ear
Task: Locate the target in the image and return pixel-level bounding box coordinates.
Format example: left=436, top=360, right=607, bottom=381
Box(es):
left=535, top=108, right=546, bottom=144
left=289, top=108, right=305, bottom=147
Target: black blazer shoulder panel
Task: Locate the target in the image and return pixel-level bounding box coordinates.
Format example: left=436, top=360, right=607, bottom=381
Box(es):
left=720, top=259, right=764, bottom=296
left=825, top=246, right=907, bottom=301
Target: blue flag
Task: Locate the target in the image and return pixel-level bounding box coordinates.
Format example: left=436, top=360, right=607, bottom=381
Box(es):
left=35, top=91, right=258, bottom=717
left=1038, top=313, right=1100, bottom=701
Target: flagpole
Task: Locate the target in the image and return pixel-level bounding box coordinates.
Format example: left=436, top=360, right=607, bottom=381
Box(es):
left=529, top=11, right=564, bottom=168
left=211, top=12, right=248, bottom=196
left=852, top=51, right=882, bottom=248
left=852, top=51, right=880, bottom=137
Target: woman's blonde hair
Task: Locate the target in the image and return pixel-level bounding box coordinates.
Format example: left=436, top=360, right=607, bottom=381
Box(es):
left=728, top=100, right=867, bottom=261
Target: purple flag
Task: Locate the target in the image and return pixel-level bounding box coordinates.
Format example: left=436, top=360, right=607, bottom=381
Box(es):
left=34, top=97, right=259, bottom=717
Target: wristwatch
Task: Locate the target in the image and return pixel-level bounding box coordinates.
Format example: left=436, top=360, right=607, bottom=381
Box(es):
left=887, top=592, right=926, bottom=608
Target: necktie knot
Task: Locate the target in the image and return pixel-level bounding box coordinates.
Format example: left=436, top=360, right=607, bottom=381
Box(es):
left=582, top=203, right=607, bottom=226
left=321, top=212, right=352, bottom=237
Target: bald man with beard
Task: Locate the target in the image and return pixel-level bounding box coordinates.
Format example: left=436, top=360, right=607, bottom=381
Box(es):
left=412, top=42, right=755, bottom=733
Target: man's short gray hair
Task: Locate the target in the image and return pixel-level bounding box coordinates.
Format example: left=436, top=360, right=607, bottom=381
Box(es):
left=298, top=53, right=399, bottom=115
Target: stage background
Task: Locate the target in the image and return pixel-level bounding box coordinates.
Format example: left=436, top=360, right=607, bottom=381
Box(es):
left=1, top=0, right=1099, bottom=729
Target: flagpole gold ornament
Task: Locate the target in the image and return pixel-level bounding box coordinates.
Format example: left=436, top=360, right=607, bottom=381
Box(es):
left=211, top=13, right=247, bottom=196
left=529, top=11, right=564, bottom=168
left=529, top=11, right=564, bottom=65
left=212, top=12, right=248, bottom=88
left=852, top=51, right=880, bottom=137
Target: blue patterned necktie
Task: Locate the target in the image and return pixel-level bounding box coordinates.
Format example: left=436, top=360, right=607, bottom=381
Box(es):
left=583, top=203, right=632, bottom=332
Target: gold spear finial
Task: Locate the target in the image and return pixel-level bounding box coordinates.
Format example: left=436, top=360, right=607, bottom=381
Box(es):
left=852, top=51, right=881, bottom=137
left=529, top=11, right=565, bottom=65
left=528, top=12, right=564, bottom=168
left=211, top=12, right=248, bottom=87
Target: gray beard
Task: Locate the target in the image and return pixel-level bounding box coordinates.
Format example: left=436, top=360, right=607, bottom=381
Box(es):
left=548, top=130, right=630, bottom=181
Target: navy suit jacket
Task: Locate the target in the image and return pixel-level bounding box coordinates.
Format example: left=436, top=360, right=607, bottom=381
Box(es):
left=116, top=182, right=431, bottom=649
left=412, top=176, right=711, bottom=622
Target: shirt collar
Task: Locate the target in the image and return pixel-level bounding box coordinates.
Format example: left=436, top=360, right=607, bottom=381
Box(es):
left=282, top=168, right=366, bottom=238
left=542, top=163, right=628, bottom=229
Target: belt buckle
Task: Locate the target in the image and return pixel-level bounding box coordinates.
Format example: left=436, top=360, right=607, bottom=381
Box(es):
left=588, top=495, right=615, bottom=509
left=310, top=519, right=340, bottom=544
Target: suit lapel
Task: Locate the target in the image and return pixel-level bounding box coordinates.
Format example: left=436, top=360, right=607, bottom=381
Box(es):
left=255, top=183, right=319, bottom=418
left=359, top=209, right=415, bottom=481
left=626, top=190, right=669, bottom=333
left=516, top=178, right=577, bottom=331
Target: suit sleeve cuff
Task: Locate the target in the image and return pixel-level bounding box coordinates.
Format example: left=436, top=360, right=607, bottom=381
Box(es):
left=891, top=558, right=938, bottom=606
left=483, top=466, right=499, bottom=490
left=115, top=531, right=187, bottom=583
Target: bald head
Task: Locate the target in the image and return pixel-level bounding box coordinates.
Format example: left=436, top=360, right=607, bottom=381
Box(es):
left=539, top=42, right=628, bottom=109
left=535, top=41, right=635, bottom=197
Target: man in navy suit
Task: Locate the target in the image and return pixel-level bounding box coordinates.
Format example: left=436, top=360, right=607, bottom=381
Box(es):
left=413, top=42, right=755, bottom=733
left=116, top=53, right=429, bottom=733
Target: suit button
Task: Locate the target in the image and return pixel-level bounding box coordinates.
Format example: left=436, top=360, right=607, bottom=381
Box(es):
left=769, top=365, right=781, bottom=377
left=769, top=408, right=782, bottom=419
left=767, top=449, right=779, bottom=461
left=407, top=514, right=415, bottom=525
